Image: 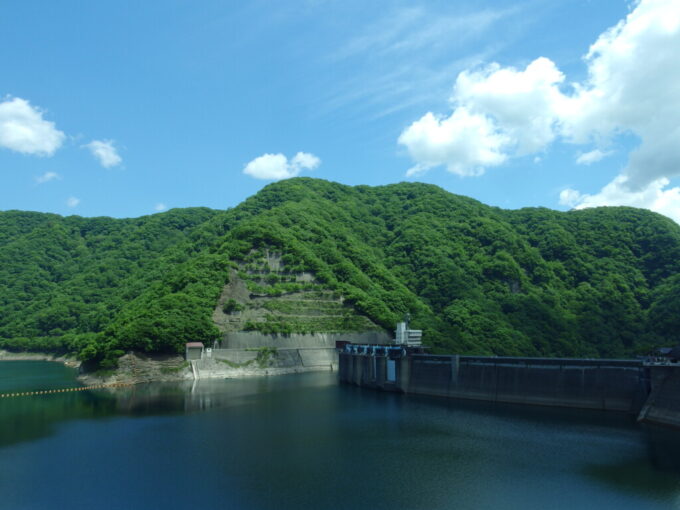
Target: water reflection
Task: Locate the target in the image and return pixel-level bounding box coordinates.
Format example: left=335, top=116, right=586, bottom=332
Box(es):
left=0, top=362, right=338, bottom=449
left=100, top=372, right=338, bottom=416
left=584, top=457, right=680, bottom=500
left=644, top=425, right=680, bottom=472
left=387, top=391, right=680, bottom=478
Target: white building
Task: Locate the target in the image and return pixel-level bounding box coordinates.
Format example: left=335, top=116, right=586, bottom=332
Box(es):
left=394, top=322, right=422, bottom=346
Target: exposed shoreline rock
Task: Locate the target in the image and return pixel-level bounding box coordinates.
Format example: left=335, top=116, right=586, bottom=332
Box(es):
left=0, top=350, right=80, bottom=369
left=0, top=349, right=334, bottom=386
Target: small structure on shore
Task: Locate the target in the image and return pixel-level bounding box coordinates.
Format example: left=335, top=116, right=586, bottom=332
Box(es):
left=394, top=314, right=422, bottom=347
left=185, top=342, right=204, bottom=361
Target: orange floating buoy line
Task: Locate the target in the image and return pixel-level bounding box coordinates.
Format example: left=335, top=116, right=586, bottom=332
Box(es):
left=0, top=380, right=139, bottom=399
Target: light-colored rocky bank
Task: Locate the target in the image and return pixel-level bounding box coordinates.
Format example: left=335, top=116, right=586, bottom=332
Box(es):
left=1, top=349, right=336, bottom=386
left=77, top=352, right=195, bottom=386
left=0, top=350, right=192, bottom=385
left=0, top=350, right=80, bottom=368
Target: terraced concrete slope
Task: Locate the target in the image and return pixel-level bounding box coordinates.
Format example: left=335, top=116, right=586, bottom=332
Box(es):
left=212, top=251, right=388, bottom=349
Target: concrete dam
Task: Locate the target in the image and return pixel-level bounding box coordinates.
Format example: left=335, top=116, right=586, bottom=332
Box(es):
left=339, top=348, right=680, bottom=429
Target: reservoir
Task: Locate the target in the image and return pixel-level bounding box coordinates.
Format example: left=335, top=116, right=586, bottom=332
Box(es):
left=1, top=361, right=680, bottom=509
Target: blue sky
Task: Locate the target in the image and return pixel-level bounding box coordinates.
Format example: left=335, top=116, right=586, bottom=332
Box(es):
left=1, top=0, right=679, bottom=221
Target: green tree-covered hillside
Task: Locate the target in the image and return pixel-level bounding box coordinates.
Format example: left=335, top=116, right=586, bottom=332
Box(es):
left=2, top=178, right=679, bottom=366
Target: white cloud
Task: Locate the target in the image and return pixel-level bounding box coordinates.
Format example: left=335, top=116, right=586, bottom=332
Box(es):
left=66, top=196, right=80, bottom=208
left=35, top=171, right=61, bottom=184
left=399, top=0, right=680, bottom=222
left=154, top=203, right=167, bottom=212
left=399, top=109, right=508, bottom=177
left=566, top=176, right=680, bottom=224
left=399, top=57, right=566, bottom=176
left=453, top=57, right=567, bottom=155
left=0, top=97, right=65, bottom=156
left=576, top=149, right=612, bottom=165
left=559, top=188, right=582, bottom=208
left=561, top=0, right=680, bottom=190
left=84, top=139, right=122, bottom=168
left=291, top=152, right=320, bottom=171
left=243, top=151, right=321, bottom=180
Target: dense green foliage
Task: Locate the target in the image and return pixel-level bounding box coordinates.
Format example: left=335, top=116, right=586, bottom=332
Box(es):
left=2, top=178, right=680, bottom=364
left=0, top=208, right=226, bottom=366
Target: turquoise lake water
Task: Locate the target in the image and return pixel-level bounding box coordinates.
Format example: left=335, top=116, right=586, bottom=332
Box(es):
left=1, top=361, right=680, bottom=509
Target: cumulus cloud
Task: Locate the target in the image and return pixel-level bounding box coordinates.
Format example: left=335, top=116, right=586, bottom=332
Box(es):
left=400, top=109, right=508, bottom=177
left=576, top=149, right=612, bottom=165
left=0, top=97, right=65, bottom=156
left=66, top=196, right=80, bottom=208
left=154, top=203, right=167, bottom=212
left=565, top=177, right=680, bottom=223
left=399, top=0, right=680, bottom=221
left=243, top=152, right=321, bottom=180
left=561, top=0, right=680, bottom=222
left=559, top=188, right=582, bottom=208
left=454, top=57, right=568, bottom=155
left=399, top=57, right=567, bottom=176
left=562, top=0, right=680, bottom=189
left=84, top=139, right=122, bottom=168
left=35, top=171, right=61, bottom=184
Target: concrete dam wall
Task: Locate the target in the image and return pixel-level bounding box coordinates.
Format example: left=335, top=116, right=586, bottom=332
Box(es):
left=339, top=351, right=680, bottom=428
left=415, top=355, right=648, bottom=412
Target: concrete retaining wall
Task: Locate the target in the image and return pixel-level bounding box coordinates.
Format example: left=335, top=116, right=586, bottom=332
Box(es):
left=220, top=331, right=391, bottom=349
left=195, top=347, right=338, bottom=378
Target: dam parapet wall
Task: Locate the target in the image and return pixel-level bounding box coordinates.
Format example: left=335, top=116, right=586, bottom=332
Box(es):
left=339, top=350, right=680, bottom=429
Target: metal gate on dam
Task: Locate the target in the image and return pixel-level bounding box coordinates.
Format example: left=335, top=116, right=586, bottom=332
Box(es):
left=339, top=347, right=680, bottom=429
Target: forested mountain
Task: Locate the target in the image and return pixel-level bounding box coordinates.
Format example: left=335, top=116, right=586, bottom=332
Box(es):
left=2, top=178, right=679, bottom=367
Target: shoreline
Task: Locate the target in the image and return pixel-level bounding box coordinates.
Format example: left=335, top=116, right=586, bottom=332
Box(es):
left=0, top=350, right=190, bottom=385
left=0, top=350, right=81, bottom=369
left=0, top=350, right=334, bottom=386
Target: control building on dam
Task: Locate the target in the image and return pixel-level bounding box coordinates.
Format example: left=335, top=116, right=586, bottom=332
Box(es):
left=338, top=346, right=680, bottom=430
